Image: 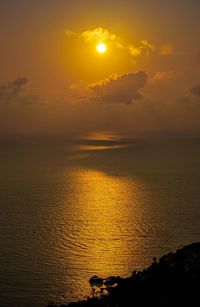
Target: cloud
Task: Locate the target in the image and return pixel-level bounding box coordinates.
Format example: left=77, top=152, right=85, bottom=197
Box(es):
left=0, top=78, right=38, bottom=106
left=160, top=43, right=174, bottom=55
left=0, top=77, right=27, bottom=99
left=153, top=71, right=179, bottom=80
left=66, top=27, right=123, bottom=46
left=129, top=40, right=155, bottom=57
left=190, top=85, right=200, bottom=98
left=81, top=27, right=125, bottom=49
left=65, top=29, right=77, bottom=37
left=81, top=27, right=119, bottom=44
left=88, top=71, right=148, bottom=104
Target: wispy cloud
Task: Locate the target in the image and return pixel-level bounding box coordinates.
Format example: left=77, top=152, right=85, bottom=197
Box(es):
left=82, top=27, right=119, bottom=44
left=160, top=43, right=174, bottom=55
left=153, top=71, right=179, bottom=80
left=66, top=27, right=122, bottom=45
left=0, top=78, right=38, bottom=107
left=129, top=40, right=155, bottom=57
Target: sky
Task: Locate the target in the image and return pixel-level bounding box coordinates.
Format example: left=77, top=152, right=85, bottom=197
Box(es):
left=0, top=0, right=200, bottom=138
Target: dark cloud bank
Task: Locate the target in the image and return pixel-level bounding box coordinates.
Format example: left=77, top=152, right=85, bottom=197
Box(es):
left=0, top=78, right=37, bottom=106
left=89, top=71, right=148, bottom=104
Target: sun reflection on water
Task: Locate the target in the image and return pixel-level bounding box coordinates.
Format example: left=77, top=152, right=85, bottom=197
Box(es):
left=61, top=168, right=149, bottom=280
left=51, top=164, right=157, bottom=303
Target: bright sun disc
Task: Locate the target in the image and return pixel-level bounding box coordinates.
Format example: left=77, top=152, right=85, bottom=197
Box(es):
left=96, top=43, right=107, bottom=53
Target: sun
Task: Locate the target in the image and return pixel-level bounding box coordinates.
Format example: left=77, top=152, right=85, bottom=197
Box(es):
left=96, top=43, right=107, bottom=54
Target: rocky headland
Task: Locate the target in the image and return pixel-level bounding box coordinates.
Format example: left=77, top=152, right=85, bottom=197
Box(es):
left=48, top=242, right=200, bottom=307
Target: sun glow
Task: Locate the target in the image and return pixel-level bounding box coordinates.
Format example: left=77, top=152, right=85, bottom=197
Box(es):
left=96, top=43, right=107, bottom=53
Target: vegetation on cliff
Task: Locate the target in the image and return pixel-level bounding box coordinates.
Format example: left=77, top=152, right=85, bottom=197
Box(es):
left=48, top=242, right=200, bottom=307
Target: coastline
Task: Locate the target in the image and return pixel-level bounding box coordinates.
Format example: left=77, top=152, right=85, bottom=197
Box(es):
left=48, top=242, right=200, bottom=307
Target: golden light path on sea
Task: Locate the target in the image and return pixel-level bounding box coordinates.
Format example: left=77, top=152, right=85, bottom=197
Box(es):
left=55, top=167, right=151, bottom=293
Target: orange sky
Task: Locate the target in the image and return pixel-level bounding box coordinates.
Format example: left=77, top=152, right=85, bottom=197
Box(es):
left=0, top=0, right=200, bottom=138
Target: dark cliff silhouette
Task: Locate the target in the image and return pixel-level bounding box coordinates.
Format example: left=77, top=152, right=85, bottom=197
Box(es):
left=48, top=242, right=200, bottom=307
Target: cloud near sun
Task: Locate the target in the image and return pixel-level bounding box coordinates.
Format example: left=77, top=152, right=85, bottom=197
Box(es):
left=71, top=71, right=148, bottom=105
left=65, top=27, right=157, bottom=58
left=81, top=28, right=119, bottom=44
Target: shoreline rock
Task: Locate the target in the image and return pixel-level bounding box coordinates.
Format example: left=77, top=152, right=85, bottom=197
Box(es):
left=48, top=242, right=200, bottom=307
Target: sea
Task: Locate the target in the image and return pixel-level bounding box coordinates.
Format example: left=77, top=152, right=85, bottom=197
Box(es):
left=0, top=132, right=200, bottom=306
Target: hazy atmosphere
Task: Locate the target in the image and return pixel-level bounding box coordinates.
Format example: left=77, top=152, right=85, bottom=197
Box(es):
left=1, top=1, right=200, bottom=307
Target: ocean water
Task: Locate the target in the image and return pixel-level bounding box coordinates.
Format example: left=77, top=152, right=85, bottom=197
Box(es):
left=0, top=134, right=200, bottom=307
